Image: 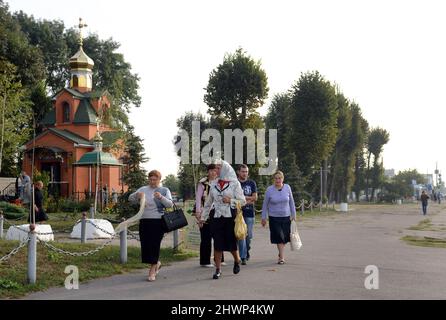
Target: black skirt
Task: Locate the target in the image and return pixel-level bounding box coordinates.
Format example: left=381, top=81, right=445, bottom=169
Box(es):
left=210, top=214, right=237, bottom=252
left=139, top=218, right=165, bottom=264
left=269, top=216, right=291, bottom=244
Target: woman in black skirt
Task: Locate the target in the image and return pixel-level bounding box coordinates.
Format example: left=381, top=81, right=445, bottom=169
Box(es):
left=199, top=160, right=246, bottom=280
left=129, top=170, right=173, bottom=281
left=261, top=171, right=296, bottom=264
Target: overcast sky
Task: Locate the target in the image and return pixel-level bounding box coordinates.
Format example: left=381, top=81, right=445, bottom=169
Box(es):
left=8, top=0, right=446, bottom=180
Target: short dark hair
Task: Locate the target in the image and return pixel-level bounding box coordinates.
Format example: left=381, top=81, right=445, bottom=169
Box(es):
left=206, top=164, right=216, bottom=171
left=238, top=164, right=248, bottom=171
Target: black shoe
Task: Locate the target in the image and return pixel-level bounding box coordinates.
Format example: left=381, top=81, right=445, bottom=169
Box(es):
left=241, top=259, right=247, bottom=265
left=233, top=261, right=241, bottom=274
left=246, top=251, right=250, bottom=261
left=213, top=269, right=221, bottom=279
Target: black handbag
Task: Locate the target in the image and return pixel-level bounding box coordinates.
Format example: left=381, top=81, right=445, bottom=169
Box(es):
left=162, top=203, right=188, bottom=232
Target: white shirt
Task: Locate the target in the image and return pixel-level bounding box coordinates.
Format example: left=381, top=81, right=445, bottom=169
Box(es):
left=201, top=180, right=246, bottom=221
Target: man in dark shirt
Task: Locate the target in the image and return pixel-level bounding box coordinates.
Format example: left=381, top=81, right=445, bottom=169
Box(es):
left=420, top=190, right=429, bottom=215
left=237, top=164, right=257, bottom=265
left=28, top=181, right=48, bottom=223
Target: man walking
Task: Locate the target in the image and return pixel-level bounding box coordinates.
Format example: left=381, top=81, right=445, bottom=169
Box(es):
left=420, top=190, right=429, bottom=215
left=237, top=164, right=257, bottom=265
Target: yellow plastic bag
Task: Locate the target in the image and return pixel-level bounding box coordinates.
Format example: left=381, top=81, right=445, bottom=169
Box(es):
left=234, top=202, right=247, bottom=240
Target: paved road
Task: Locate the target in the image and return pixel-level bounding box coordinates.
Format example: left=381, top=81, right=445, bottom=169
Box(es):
left=24, top=203, right=446, bottom=300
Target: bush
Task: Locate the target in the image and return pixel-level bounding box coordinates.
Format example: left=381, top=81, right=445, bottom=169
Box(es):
left=114, top=191, right=139, bottom=219
left=0, top=201, right=26, bottom=219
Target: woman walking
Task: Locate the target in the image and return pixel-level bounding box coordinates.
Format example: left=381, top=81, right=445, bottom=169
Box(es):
left=194, top=164, right=225, bottom=267
left=129, top=170, right=174, bottom=281
left=261, top=171, right=296, bottom=264
left=200, top=160, right=246, bottom=279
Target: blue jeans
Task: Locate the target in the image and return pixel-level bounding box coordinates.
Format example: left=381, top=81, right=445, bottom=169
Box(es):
left=422, top=203, right=428, bottom=215
left=238, top=217, right=255, bottom=260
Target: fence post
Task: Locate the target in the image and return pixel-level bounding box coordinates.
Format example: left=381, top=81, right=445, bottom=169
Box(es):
left=0, top=211, right=4, bottom=239
left=173, top=229, right=179, bottom=251
left=120, top=218, right=127, bottom=264
left=310, top=202, right=313, bottom=213
left=27, top=224, right=37, bottom=284
left=301, top=200, right=305, bottom=216
left=81, top=212, right=87, bottom=244
left=89, top=205, right=95, bottom=219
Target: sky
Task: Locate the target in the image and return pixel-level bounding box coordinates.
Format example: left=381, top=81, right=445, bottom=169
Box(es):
left=7, top=0, right=446, bottom=180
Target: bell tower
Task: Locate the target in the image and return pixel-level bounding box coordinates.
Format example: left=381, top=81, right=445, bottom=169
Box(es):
left=69, top=18, right=94, bottom=92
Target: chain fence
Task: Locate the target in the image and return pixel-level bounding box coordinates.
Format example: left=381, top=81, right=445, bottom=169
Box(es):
left=0, top=237, right=30, bottom=263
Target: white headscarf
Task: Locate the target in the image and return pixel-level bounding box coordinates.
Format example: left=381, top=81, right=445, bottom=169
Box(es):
left=216, top=160, right=238, bottom=182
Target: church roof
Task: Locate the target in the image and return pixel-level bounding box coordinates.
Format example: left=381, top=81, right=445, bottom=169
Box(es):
left=40, top=108, right=56, bottom=126
left=52, top=88, right=110, bottom=101
left=74, top=151, right=122, bottom=166
left=69, top=46, right=94, bottom=70
left=73, top=99, right=98, bottom=124
left=47, top=128, right=92, bottom=145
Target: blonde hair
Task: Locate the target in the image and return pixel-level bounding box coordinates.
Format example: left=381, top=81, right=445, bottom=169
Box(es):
left=148, top=170, right=162, bottom=180
left=273, top=171, right=284, bottom=180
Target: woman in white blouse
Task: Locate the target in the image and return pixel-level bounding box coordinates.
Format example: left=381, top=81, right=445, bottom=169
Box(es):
left=199, top=160, right=246, bottom=279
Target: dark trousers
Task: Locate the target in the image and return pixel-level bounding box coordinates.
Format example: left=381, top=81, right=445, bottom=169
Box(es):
left=422, top=203, right=428, bottom=215
left=139, top=219, right=165, bottom=264
left=200, top=221, right=224, bottom=265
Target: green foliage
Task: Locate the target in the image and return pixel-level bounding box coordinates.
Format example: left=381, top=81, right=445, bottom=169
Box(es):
left=365, top=127, right=390, bottom=201
left=288, top=71, right=339, bottom=179
left=0, top=60, right=32, bottom=176
left=175, top=111, right=211, bottom=200
left=380, top=169, right=425, bottom=201
left=327, top=95, right=368, bottom=203
left=0, top=201, right=26, bottom=219
left=115, top=190, right=139, bottom=219
left=121, top=126, right=148, bottom=191
left=204, top=48, right=268, bottom=130
left=162, top=174, right=180, bottom=195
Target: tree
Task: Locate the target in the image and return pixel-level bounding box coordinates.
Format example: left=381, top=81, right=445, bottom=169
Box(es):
left=365, top=127, right=390, bottom=201
left=288, top=71, right=338, bottom=180
left=121, top=127, right=149, bottom=191
left=204, top=48, right=268, bottom=130
left=162, top=174, right=180, bottom=195
left=0, top=60, right=31, bottom=175
left=265, top=93, right=306, bottom=199
left=327, top=95, right=368, bottom=203
left=175, top=111, right=210, bottom=200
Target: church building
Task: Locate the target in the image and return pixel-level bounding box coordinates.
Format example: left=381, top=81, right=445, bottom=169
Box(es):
left=21, top=20, right=126, bottom=200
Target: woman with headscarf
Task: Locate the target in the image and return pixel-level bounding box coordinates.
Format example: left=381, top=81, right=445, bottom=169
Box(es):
left=200, top=160, right=246, bottom=279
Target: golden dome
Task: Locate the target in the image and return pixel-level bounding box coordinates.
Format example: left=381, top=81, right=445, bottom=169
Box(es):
left=69, top=46, right=94, bottom=70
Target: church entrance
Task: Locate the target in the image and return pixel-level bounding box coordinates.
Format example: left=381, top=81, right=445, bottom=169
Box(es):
left=41, top=162, right=64, bottom=197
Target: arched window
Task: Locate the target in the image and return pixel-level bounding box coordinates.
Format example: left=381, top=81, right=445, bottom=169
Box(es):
left=72, top=75, right=79, bottom=87
left=62, top=102, right=70, bottom=123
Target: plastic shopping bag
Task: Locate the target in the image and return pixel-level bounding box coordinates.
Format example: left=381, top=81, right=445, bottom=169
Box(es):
left=290, top=220, right=302, bottom=251
left=234, top=203, right=247, bottom=241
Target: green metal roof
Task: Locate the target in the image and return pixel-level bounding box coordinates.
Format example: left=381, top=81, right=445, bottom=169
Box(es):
left=74, top=151, right=122, bottom=166
left=48, top=128, right=92, bottom=145
left=73, top=99, right=98, bottom=124
left=40, top=108, right=56, bottom=126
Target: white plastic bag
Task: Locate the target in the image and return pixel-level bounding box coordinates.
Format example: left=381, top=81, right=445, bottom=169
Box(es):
left=290, top=220, right=302, bottom=251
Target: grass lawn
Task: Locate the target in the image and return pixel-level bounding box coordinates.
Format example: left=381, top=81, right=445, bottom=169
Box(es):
left=401, top=235, right=446, bottom=249
left=0, top=239, right=197, bottom=299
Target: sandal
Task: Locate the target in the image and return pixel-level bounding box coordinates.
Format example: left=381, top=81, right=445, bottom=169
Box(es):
left=147, top=274, right=156, bottom=282
left=278, top=259, right=285, bottom=265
